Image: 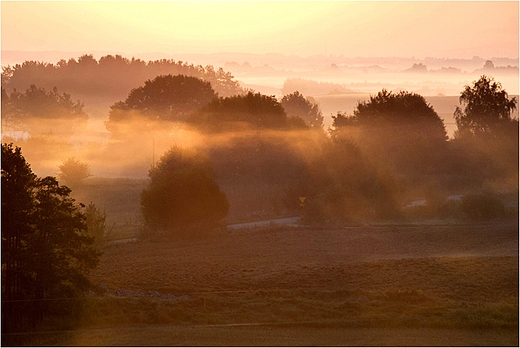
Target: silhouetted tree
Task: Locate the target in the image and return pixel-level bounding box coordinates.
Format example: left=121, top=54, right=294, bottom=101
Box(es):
left=405, top=63, right=428, bottom=73
left=2, top=143, right=100, bottom=333
left=58, top=157, right=92, bottom=187
left=281, top=91, right=324, bottom=128
left=1, top=85, right=88, bottom=136
left=2, top=55, right=243, bottom=100
left=452, top=76, right=519, bottom=185
left=330, top=90, right=448, bottom=177
left=141, top=146, right=229, bottom=237
left=288, top=138, right=399, bottom=223
left=2, top=144, right=37, bottom=331
left=454, top=75, right=518, bottom=139
left=189, top=91, right=304, bottom=132
left=107, top=74, right=216, bottom=133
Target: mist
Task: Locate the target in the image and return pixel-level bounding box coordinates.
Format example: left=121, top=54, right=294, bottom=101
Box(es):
left=2, top=0, right=519, bottom=342
left=2, top=54, right=518, bottom=185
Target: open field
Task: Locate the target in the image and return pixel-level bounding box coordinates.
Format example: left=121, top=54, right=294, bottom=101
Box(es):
left=10, top=220, right=518, bottom=346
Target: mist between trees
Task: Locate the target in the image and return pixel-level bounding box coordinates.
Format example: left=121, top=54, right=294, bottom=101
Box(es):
left=1, top=57, right=518, bottom=229
left=2, top=56, right=518, bottom=335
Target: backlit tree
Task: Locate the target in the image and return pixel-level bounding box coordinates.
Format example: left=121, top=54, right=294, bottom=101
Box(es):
left=2, top=143, right=100, bottom=332
left=141, top=146, right=229, bottom=236
left=454, top=75, right=518, bottom=139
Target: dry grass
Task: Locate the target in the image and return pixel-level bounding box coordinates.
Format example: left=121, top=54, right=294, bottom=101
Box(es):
left=12, top=221, right=519, bottom=346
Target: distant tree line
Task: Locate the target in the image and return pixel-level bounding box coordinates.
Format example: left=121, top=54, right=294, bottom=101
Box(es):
left=281, top=78, right=352, bottom=96
left=1, top=85, right=88, bottom=136
left=1, top=54, right=244, bottom=99
left=2, top=56, right=518, bottom=237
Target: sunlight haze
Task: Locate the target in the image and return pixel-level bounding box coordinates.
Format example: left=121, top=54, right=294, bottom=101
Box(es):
left=2, top=1, right=518, bottom=58
left=2, top=2, right=519, bottom=345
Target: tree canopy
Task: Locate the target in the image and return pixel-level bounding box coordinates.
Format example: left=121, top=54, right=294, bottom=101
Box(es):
left=454, top=75, right=518, bottom=139
left=2, top=54, right=243, bottom=99
left=188, top=91, right=305, bottom=132
left=106, top=74, right=217, bottom=132
left=346, top=89, right=446, bottom=140
left=141, top=146, right=229, bottom=236
left=330, top=90, right=448, bottom=177
left=2, top=143, right=100, bottom=332
left=1, top=85, right=88, bottom=137
left=452, top=76, right=519, bottom=185
left=58, top=157, right=92, bottom=187
left=281, top=91, right=324, bottom=128
left=287, top=138, right=398, bottom=223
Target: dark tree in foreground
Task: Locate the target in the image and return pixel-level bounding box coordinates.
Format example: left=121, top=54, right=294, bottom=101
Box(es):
left=454, top=75, right=518, bottom=139
left=281, top=91, right=324, bottom=128
left=141, top=146, right=229, bottom=237
left=1, top=143, right=100, bottom=333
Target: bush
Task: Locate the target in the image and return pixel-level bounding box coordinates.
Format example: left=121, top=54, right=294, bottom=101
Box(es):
left=84, top=202, right=106, bottom=246
left=140, top=146, right=229, bottom=237
left=58, top=157, right=92, bottom=186
left=460, top=192, right=506, bottom=220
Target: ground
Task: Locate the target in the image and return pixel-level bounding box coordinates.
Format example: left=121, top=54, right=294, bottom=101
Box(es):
left=9, top=220, right=519, bottom=346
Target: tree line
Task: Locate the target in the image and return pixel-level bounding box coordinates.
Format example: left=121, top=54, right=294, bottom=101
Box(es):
left=3, top=71, right=518, bottom=225
left=2, top=54, right=243, bottom=100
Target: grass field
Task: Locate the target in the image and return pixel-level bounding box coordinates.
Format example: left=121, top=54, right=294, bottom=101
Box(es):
left=70, top=177, right=148, bottom=241
left=11, top=220, right=518, bottom=346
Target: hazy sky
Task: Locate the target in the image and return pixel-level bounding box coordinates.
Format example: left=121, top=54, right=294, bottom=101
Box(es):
left=1, top=1, right=519, bottom=59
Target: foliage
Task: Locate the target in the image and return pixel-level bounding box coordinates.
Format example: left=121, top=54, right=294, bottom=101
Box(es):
left=2, top=54, right=243, bottom=99
left=289, top=138, right=399, bottom=224
left=1, top=85, right=88, bottom=137
left=1, top=143, right=100, bottom=332
left=281, top=91, right=324, bottom=128
left=106, top=74, right=216, bottom=133
left=451, top=76, right=519, bottom=185
left=460, top=192, right=506, bottom=220
left=58, top=157, right=92, bottom=187
left=188, top=91, right=302, bottom=132
left=341, top=89, right=447, bottom=141
left=84, top=202, right=107, bottom=246
left=454, top=75, right=518, bottom=139
left=330, top=90, right=448, bottom=178
left=141, top=146, right=229, bottom=236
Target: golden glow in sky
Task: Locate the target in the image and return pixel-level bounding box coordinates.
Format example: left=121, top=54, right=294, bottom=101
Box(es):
left=2, top=1, right=518, bottom=58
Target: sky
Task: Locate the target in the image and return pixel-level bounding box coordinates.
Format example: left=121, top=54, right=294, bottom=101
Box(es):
left=1, top=1, right=518, bottom=60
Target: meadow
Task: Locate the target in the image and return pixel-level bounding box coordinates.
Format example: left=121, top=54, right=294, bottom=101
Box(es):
left=10, top=220, right=518, bottom=346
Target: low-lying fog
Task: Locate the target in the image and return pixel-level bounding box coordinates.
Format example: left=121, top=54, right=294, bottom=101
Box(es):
left=2, top=53, right=518, bottom=179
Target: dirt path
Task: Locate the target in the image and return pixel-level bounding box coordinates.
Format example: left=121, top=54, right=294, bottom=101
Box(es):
left=226, top=216, right=300, bottom=230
